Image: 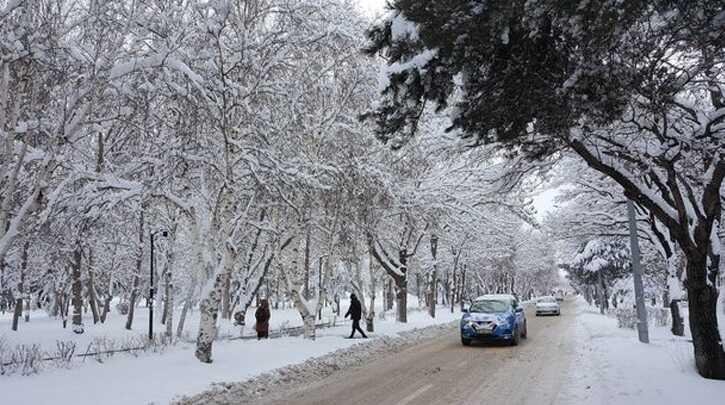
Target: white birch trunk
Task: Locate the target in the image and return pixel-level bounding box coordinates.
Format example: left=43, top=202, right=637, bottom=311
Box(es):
left=164, top=228, right=177, bottom=339
left=177, top=220, right=203, bottom=338
left=281, top=264, right=323, bottom=340
left=195, top=241, right=232, bottom=363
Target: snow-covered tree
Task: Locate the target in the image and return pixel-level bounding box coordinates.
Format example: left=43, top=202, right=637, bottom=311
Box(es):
left=570, top=239, right=630, bottom=314
left=366, top=1, right=725, bottom=379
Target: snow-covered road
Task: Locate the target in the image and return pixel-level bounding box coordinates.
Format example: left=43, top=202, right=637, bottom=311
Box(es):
left=254, top=301, right=576, bottom=405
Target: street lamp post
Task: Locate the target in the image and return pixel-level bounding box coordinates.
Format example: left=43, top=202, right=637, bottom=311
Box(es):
left=150, top=230, right=168, bottom=340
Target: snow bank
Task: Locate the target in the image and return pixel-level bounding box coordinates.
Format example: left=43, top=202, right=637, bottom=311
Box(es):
left=177, top=322, right=455, bottom=405
left=0, top=307, right=459, bottom=405
left=561, top=298, right=725, bottom=405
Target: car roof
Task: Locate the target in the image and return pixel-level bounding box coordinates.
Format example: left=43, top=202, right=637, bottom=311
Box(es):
left=473, top=294, right=516, bottom=302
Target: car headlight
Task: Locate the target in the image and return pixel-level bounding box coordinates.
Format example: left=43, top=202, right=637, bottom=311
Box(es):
left=496, top=318, right=510, bottom=328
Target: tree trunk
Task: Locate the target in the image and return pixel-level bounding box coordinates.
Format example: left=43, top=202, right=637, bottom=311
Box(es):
left=416, top=274, right=423, bottom=307
left=153, top=246, right=164, bottom=331
left=685, top=256, right=725, bottom=379
left=366, top=295, right=375, bottom=332
left=391, top=248, right=410, bottom=323
left=161, top=288, right=168, bottom=325
left=395, top=278, right=407, bottom=323
left=670, top=300, right=684, bottom=336
left=21, top=241, right=30, bottom=323
left=460, top=261, right=467, bottom=310
left=126, top=210, right=144, bottom=330
left=285, top=270, right=319, bottom=340
left=195, top=216, right=240, bottom=362
left=428, top=234, right=438, bottom=318
left=101, top=295, right=112, bottom=323
left=11, top=297, right=22, bottom=331
left=126, top=269, right=141, bottom=330
left=221, top=272, right=231, bottom=320
left=597, top=271, right=606, bottom=314
left=366, top=249, right=376, bottom=332
left=382, top=280, right=387, bottom=312
left=665, top=257, right=685, bottom=336
left=274, top=275, right=280, bottom=310
left=303, top=314, right=316, bottom=339
left=164, top=270, right=174, bottom=338
left=448, top=263, right=455, bottom=314
left=62, top=292, right=70, bottom=328
left=303, top=226, right=311, bottom=300
left=11, top=241, right=29, bottom=331
left=178, top=218, right=206, bottom=339
left=195, top=271, right=225, bottom=363
left=70, top=247, right=84, bottom=333
left=428, top=274, right=436, bottom=318
left=281, top=233, right=323, bottom=341
left=317, top=259, right=324, bottom=321
left=176, top=290, right=193, bottom=338
left=87, top=250, right=101, bottom=325
left=389, top=278, right=395, bottom=311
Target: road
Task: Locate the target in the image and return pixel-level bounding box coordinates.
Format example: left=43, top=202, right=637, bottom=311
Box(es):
left=259, top=301, right=576, bottom=405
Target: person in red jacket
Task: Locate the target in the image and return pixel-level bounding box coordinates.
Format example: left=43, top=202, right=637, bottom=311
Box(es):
left=255, top=299, right=270, bottom=340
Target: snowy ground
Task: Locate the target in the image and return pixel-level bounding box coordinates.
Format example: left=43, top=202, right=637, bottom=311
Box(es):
left=177, top=322, right=457, bottom=405
left=561, top=297, right=725, bottom=405
left=0, top=300, right=460, bottom=405
left=0, top=300, right=340, bottom=352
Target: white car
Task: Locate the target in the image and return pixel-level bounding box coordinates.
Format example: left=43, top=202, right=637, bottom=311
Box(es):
left=535, top=296, right=561, bottom=316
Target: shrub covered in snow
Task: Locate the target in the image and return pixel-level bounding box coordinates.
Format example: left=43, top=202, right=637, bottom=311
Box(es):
left=0, top=343, right=43, bottom=376
left=612, top=306, right=669, bottom=330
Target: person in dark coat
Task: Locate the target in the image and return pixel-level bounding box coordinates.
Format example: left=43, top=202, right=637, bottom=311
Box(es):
left=255, top=299, right=270, bottom=340
left=344, top=293, right=367, bottom=338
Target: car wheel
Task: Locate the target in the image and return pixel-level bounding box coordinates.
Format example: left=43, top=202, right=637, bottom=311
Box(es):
left=511, top=329, right=520, bottom=346
left=462, top=337, right=472, bottom=346
left=522, top=322, right=528, bottom=339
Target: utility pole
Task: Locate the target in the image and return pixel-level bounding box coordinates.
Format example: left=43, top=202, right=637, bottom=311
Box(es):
left=627, top=200, right=649, bottom=344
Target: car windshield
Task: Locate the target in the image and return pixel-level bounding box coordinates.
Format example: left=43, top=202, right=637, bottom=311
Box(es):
left=470, top=300, right=510, bottom=313
left=539, top=297, right=557, bottom=303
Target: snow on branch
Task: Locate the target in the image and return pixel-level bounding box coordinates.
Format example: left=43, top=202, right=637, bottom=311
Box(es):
left=0, top=0, right=24, bottom=20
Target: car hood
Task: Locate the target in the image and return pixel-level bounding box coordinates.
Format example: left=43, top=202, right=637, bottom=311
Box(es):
left=464, top=312, right=513, bottom=322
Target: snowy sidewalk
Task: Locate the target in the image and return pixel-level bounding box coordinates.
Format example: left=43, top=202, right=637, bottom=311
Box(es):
left=561, top=298, right=725, bottom=405
left=0, top=308, right=460, bottom=405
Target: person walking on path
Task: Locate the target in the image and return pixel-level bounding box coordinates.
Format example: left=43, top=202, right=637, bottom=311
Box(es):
left=255, top=299, right=271, bottom=340
left=344, top=293, right=367, bottom=339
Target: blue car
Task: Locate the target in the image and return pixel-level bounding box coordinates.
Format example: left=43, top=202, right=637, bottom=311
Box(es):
left=460, top=294, right=527, bottom=346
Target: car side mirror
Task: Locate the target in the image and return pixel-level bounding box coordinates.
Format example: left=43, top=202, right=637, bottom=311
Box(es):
left=515, top=307, right=524, bottom=313
left=462, top=307, right=470, bottom=314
